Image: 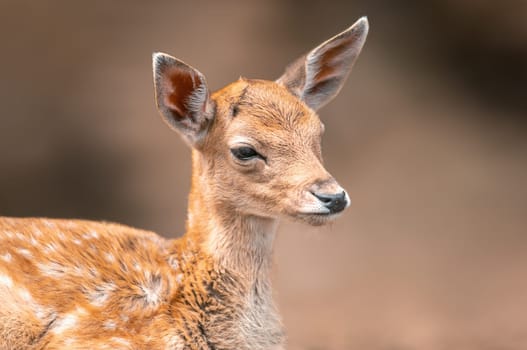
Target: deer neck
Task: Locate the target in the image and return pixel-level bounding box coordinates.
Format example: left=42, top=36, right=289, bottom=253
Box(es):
left=184, top=150, right=278, bottom=284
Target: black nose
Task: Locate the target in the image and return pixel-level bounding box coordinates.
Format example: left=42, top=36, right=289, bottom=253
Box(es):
left=311, top=191, right=348, bottom=213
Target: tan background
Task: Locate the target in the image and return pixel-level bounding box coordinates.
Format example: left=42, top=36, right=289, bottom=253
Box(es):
left=1, top=1, right=526, bottom=349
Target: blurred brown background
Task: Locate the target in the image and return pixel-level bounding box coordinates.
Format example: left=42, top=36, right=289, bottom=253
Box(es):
left=1, top=1, right=526, bottom=349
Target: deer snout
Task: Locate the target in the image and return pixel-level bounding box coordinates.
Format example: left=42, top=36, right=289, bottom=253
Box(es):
left=309, top=179, right=350, bottom=214
left=311, top=191, right=347, bottom=213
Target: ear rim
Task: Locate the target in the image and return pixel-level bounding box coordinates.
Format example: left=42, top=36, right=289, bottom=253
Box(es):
left=277, top=16, right=369, bottom=111
left=152, top=52, right=214, bottom=146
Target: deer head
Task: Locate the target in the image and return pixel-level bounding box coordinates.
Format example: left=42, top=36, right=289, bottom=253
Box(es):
left=153, top=17, right=368, bottom=226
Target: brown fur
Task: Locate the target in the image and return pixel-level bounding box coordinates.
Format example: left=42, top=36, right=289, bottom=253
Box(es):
left=0, top=18, right=368, bottom=350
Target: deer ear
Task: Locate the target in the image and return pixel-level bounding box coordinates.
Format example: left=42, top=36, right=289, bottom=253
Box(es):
left=277, top=17, right=369, bottom=111
left=153, top=52, right=214, bottom=146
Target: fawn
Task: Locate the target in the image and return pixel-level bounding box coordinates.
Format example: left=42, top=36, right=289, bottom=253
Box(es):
left=0, top=17, right=368, bottom=349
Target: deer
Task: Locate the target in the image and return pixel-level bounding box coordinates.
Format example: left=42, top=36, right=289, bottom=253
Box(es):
left=0, top=17, right=368, bottom=350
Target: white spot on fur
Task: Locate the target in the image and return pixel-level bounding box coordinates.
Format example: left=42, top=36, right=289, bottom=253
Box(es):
left=175, top=274, right=183, bottom=284
left=15, top=232, right=25, bottom=240
left=4, top=231, right=14, bottom=239
left=1, top=252, right=12, bottom=262
left=35, top=306, right=54, bottom=321
left=103, top=319, right=117, bottom=330
left=132, top=260, right=142, bottom=272
left=43, top=219, right=56, bottom=228
left=18, top=288, right=33, bottom=302
left=89, top=229, right=99, bottom=239
left=33, top=227, right=43, bottom=237
left=65, top=221, right=78, bottom=229
left=88, top=282, right=116, bottom=307
left=37, top=261, right=67, bottom=278
left=72, top=264, right=85, bottom=276
left=140, top=274, right=163, bottom=306
left=168, top=256, right=179, bottom=270
left=57, top=231, right=66, bottom=241
left=35, top=309, right=48, bottom=319
left=0, top=274, right=13, bottom=288
left=104, top=252, right=115, bottom=263
left=52, top=313, right=78, bottom=334
left=82, top=229, right=99, bottom=240
left=163, top=334, right=185, bottom=350
left=111, top=337, right=131, bottom=347
left=43, top=242, right=59, bottom=254
left=72, top=238, right=82, bottom=245
left=17, top=248, right=32, bottom=258
left=30, top=236, right=39, bottom=246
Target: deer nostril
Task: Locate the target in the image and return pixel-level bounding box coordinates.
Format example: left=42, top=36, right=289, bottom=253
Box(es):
left=311, top=191, right=348, bottom=213
left=311, top=192, right=333, bottom=203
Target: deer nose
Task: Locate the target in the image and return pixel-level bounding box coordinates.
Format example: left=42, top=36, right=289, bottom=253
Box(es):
left=311, top=191, right=348, bottom=214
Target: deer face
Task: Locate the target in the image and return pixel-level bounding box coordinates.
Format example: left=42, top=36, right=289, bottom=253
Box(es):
left=153, top=17, right=368, bottom=226
left=201, top=79, right=347, bottom=225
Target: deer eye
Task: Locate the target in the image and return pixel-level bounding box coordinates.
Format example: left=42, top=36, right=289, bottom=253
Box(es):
left=231, top=146, right=261, bottom=161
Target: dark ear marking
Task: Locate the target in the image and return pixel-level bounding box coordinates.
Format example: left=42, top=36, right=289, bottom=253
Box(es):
left=276, top=17, right=369, bottom=111
left=152, top=52, right=215, bottom=146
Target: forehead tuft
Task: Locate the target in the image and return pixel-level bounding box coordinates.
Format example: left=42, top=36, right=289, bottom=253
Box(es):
left=237, top=80, right=318, bottom=128
left=213, top=78, right=319, bottom=129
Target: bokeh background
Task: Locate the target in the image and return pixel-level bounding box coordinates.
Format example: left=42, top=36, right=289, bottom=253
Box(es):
left=1, top=1, right=526, bottom=349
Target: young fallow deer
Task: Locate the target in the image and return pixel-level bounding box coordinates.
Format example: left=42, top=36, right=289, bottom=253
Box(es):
left=0, top=17, right=368, bottom=349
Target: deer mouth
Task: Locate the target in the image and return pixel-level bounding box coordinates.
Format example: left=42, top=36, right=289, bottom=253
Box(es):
left=294, top=210, right=343, bottom=226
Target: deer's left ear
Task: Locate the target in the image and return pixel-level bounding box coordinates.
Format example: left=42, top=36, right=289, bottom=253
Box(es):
left=277, top=17, right=369, bottom=111
left=153, top=53, right=214, bottom=146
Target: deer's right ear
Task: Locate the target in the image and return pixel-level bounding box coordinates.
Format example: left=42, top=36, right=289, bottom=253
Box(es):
left=153, top=53, right=214, bottom=146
